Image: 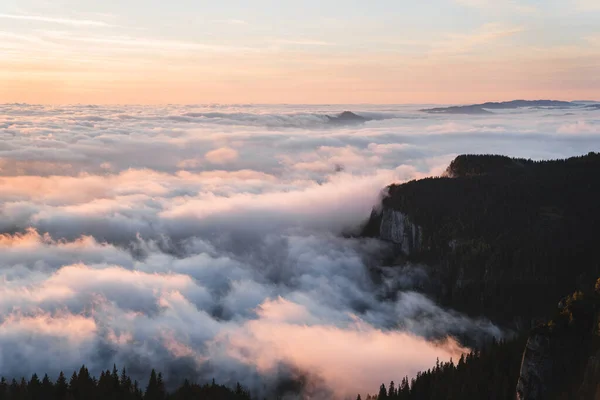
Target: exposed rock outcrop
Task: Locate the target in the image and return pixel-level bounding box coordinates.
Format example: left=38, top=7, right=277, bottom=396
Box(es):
left=370, top=207, right=423, bottom=255
left=515, top=285, right=600, bottom=400
left=578, top=350, right=600, bottom=399
left=516, top=333, right=554, bottom=400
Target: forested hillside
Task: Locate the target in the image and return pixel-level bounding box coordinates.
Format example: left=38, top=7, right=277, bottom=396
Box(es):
left=365, top=279, right=600, bottom=400
left=362, top=153, right=600, bottom=399
left=365, top=152, right=600, bottom=325
left=360, top=337, right=525, bottom=400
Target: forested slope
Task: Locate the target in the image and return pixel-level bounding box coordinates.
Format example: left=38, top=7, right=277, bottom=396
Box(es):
left=365, top=152, right=600, bottom=325
left=365, top=279, right=600, bottom=400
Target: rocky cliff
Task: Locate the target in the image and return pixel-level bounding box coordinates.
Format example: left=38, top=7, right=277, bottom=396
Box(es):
left=516, top=333, right=554, bottom=400
left=370, top=207, right=423, bottom=255
left=578, top=350, right=600, bottom=399
left=515, top=286, right=600, bottom=400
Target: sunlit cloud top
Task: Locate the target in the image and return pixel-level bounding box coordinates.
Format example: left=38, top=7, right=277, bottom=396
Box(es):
left=0, top=0, right=599, bottom=104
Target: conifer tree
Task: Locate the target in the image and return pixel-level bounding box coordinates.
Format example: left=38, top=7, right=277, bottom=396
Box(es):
left=388, top=381, right=395, bottom=399
left=0, top=377, right=7, bottom=400
left=55, top=372, right=68, bottom=400
left=377, top=383, right=387, bottom=400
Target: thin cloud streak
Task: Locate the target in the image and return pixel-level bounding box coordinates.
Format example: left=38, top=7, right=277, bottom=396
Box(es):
left=0, top=13, right=113, bottom=27
left=271, top=39, right=336, bottom=47
left=454, top=0, right=538, bottom=14
left=212, top=19, right=248, bottom=25
left=37, top=31, right=262, bottom=53
left=430, top=23, right=524, bottom=56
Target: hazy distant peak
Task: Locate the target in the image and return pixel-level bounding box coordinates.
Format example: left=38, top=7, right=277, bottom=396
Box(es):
left=422, top=100, right=577, bottom=115
left=325, top=111, right=371, bottom=125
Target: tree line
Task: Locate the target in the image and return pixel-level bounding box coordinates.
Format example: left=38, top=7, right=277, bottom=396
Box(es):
left=358, top=337, right=525, bottom=400
left=0, top=365, right=251, bottom=400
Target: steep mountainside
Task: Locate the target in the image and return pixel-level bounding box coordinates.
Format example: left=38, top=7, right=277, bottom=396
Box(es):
left=365, top=280, right=600, bottom=400
left=363, top=152, right=600, bottom=326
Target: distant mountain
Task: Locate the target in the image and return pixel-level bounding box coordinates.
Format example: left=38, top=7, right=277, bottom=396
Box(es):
left=422, top=100, right=576, bottom=115
left=573, top=100, right=600, bottom=105
left=325, top=111, right=371, bottom=125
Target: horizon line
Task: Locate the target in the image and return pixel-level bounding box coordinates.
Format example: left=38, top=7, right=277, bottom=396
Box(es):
left=1, top=98, right=596, bottom=108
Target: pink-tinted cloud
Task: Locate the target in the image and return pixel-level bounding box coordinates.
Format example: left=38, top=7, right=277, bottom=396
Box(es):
left=225, top=298, right=468, bottom=398
left=205, top=147, right=239, bottom=164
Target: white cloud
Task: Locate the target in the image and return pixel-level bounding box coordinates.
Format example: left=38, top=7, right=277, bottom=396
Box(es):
left=271, top=39, right=336, bottom=47
left=212, top=19, right=248, bottom=25
left=557, top=121, right=600, bottom=134
left=431, top=23, right=524, bottom=56
left=204, top=147, right=240, bottom=164
left=0, top=103, right=598, bottom=396
left=454, top=0, right=538, bottom=14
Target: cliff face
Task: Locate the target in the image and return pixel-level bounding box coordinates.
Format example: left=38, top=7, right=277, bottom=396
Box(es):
left=516, top=333, right=553, bottom=400
left=377, top=207, right=423, bottom=255
left=578, top=350, right=600, bottom=399
left=514, top=286, right=600, bottom=400
left=515, top=328, right=600, bottom=400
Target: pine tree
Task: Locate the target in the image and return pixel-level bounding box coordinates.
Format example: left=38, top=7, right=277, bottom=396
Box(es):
left=121, top=368, right=132, bottom=400
left=235, top=382, right=243, bottom=396
left=156, top=372, right=166, bottom=400
left=133, top=380, right=143, bottom=400
left=19, top=377, right=29, bottom=399
left=388, top=381, right=395, bottom=399
left=377, top=383, right=387, bottom=400
left=98, top=370, right=112, bottom=399
left=28, top=373, right=43, bottom=400
left=69, top=371, right=79, bottom=399
left=145, top=369, right=165, bottom=400
left=0, top=377, right=7, bottom=400
left=55, top=372, right=68, bottom=400
left=110, top=364, right=120, bottom=399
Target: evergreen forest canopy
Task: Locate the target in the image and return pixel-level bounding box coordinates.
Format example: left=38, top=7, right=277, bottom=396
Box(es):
left=364, top=278, right=600, bottom=400
left=0, top=367, right=252, bottom=400
left=360, top=152, right=600, bottom=399
left=365, top=151, right=600, bottom=325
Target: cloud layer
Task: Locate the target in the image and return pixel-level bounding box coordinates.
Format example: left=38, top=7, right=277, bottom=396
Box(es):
left=0, top=103, right=598, bottom=398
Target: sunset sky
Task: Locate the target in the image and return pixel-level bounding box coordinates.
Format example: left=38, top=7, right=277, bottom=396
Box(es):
left=1, top=0, right=599, bottom=104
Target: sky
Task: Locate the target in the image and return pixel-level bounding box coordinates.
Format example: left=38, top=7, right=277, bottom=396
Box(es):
left=0, top=0, right=599, bottom=104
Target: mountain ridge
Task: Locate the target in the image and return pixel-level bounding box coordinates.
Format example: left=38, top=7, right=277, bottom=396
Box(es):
left=362, top=152, right=600, bottom=399
left=363, top=152, right=600, bottom=325
left=422, top=100, right=578, bottom=115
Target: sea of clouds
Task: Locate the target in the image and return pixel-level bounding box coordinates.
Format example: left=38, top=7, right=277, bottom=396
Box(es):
left=0, top=103, right=599, bottom=398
